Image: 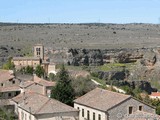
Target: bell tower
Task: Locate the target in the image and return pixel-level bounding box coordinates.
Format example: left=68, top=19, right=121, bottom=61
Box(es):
left=34, top=44, right=44, bottom=60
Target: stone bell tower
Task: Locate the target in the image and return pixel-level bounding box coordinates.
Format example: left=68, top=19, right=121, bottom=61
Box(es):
left=34, top=44, right=44, bottom=60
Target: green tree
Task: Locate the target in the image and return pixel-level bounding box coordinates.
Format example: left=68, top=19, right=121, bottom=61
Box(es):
left=2, top=57, right=14, bottom=70
left=35, top=65, right=45, bottom=78
left=49, top=73, right=55, bottom=81
left=25, top=66, right=33, bottom=74
left=0, top=107, right=17, bottom=120
left=51, top=65, right=75, bottom=106
left=71, top=77, right=96, bottom=97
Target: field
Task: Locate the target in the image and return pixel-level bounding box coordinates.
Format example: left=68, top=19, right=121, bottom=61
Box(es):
left=0, top=23, right=160, bottom=50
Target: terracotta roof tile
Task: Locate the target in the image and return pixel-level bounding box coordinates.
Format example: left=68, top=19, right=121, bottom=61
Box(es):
left=33, top=76, right=55, bottom=87
left=0, top=86, right=20, bottom=92
left=150, top=92, right=160, bottom=97
left=13, top=57, right=40, bottom=60
left=0, top=70, right=14, bottom=82
left=12, top=92, right=78, bottom=115
left=74, top=88, right=131, bottom=111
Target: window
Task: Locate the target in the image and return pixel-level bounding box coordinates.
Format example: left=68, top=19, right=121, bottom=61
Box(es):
left=93, top=112, right=95, bottom=120
left=139, top=106, right=143, bottom=111
left=98, top=114, right=101, bottom=120
left=16, top=91, right=20, bottom=96
left=12, top=80, right=15, bottom=84
left=8, top=93, right=11, bottom=97
left=21, top=111, right=24, bottom=120
left=77, top=107, right=79, bottom=110
left=87, top=110, right=90, bottom=120
left=82, top=109, right=84, bottom=117
left=129, top=106, right=133, bottom=114
left=1, top=83, right=3, bottom=87
left=29, top=115, right=31, bottom=120
left=25, top=114, right=27, bottom=120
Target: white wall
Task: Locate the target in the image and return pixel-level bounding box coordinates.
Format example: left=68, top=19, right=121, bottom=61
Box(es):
left=18, top=107, right=35, bottom=120
left=18, top=107, right=78, bottom=120
left=74, top=103, right=106, bottom=120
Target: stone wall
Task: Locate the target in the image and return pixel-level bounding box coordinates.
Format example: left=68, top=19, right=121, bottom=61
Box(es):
left=108, top=97, right=155, bottom=120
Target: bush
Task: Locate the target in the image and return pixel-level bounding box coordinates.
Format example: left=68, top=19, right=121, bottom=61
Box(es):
left=71, top=77, right=96, bottom=97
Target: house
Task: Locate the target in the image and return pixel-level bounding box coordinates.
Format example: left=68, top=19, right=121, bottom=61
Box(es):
left=0, top=70, right=21, bottom=99
left=74, top=88, right=156, bottom=120
left=12, top=44, right=56, bottom=75
left=149, top=92, right=160, bottom=100
left=11, top=92, right=79, bottom=120
left=19, top=75, right=55, bottom=97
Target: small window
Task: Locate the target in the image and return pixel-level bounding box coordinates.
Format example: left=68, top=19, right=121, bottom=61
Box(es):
left=8, top=93, right=12, bottom=97
left=12, top=80, right=15, bottom=84
left=87, top=110, right=90, bottom=120
left=16, top=91, right=19, bottom=96
left=1, top=83, right=3, bottom=86
left=21, top=111, right=24, bottom=120
left=82, top=109, right=84, bottom=117
left=77, top=107, right=79, bottom=110
left=98, top=114, right=101, bottom=120
left=129, top=106, right=133, bottom=114
left=93, top=112, right=95, bottom=120
left=25, top=114, right=27, bottom=120
left=139, top=106, right=143, bottom=111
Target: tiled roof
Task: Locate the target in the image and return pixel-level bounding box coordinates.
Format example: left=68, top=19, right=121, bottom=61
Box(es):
left=33, top=76, right=55, bottom=87
left=19, top=81, right=35, bottom=88
left=0, top=86, right=20, bottom=92
left=0, top=70, right=14, bottom=82
left=74, top=88, right=131, bottom=112
left=150, top=92, right=160, bottom=97
left=12, top=92, right=78, bottom=115
left=19, top=76, right=55, bottom=88
left=12, top=57, right=40, bottom=60
left=122, top=111, right=160, bottom=120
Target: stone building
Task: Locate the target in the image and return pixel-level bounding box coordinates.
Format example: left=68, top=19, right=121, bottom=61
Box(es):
left=11, top=92, right=79, bottom=120
left=12, top=44, right=56, bottom=75
left=149, top=92, right=160, bottom=100
left=74, top=88, right=156, bottom=120
left=0, top=70, right=20, bottom=99
left=19, top=75, right=55, bottom=97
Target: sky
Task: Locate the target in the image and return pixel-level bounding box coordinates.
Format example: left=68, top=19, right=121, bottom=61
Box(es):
left=0, top=0, right=160, bottom=24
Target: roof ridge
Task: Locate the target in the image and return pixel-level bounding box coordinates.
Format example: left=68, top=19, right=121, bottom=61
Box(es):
left=34, top=96, right=50, bottom=114
left=74, top=87, right=130, bottom=102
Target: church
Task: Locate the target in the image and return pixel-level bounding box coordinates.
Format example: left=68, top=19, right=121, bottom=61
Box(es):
left=12, top=44, right=56, bottom=75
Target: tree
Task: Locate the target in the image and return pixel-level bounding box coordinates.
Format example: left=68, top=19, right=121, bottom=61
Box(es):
left=25, top=66, right=33, bottom=74
left=35, top=65, right=45, bottom=78
left=51, top=65, right=75, bottom=106
left=49, top=73, right=55, bottom=81
left=71, top=77, right=96, bottom=97
left=2, top=57, right=14, bottom=70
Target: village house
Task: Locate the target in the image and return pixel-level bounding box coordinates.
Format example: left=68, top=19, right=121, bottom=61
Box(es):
left=12, top=44, right=56, bottom=75
left=11, top=92, right=79, bottom=120
left=0, top=70, right=21, bottom=99
left=74, top=88, right=156, bottom=120
left=19, top=75, right=55, bottom=97
left=149, top=92, right=160, bottom=100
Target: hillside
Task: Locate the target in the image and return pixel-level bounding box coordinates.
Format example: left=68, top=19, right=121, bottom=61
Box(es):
left=0, top=23, right=160, bottom=49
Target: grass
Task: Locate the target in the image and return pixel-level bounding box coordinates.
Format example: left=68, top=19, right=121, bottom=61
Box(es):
left=90, top=76, right=106, bottom=85
left=96, top=62, right=136, bottom=72
left=150, top=80, right=160, bottom=90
